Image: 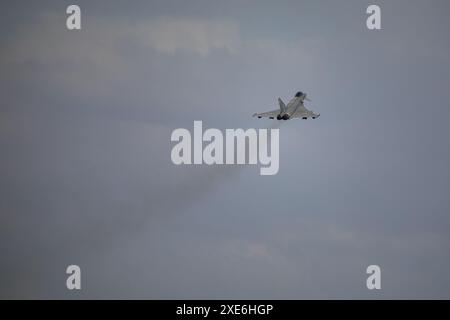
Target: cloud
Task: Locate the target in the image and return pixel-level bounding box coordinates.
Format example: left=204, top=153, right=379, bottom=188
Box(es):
left=134, top=17, right=240, bottom=56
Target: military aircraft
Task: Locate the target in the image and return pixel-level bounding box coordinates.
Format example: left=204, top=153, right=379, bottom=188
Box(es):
left=253, top=91, right=320, bottom=120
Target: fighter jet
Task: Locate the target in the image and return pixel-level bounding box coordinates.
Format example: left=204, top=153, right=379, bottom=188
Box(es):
left=253, top=91, right=320, bottom=120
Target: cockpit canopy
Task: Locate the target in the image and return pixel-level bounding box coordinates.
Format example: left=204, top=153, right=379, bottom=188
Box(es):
left=295, top=91, right=304, bottom=97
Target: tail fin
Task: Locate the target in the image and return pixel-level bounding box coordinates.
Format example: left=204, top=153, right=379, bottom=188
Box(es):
left=278, top=98, right=286, bottom=113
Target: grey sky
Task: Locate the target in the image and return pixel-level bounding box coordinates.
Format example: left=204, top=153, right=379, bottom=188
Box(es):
left=1, top=0, right=450, bottom=299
